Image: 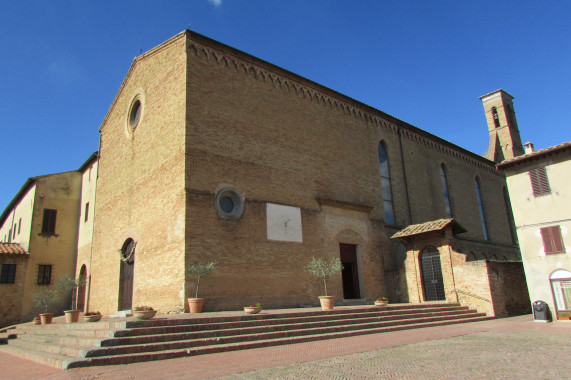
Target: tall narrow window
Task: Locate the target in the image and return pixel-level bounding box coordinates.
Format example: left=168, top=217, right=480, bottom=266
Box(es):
left=492, top=107, right=500, bottom=127
left=37, top=265, right=52, bottom=285
left=12, top=224, right=16, bottom=239
left=475, top=177, right=489, bottom=240
left=84, top=202, right=89, bottom=222
left=541, top=226, right=565, bottom=255
left=0, top=264, right=16, bottom=284
left=18, top=218, right=21, bottom=234
left=378, top=142, right=396, bottom=225
left=41, top=209, right=57, bottom=235
left=529, top=167, right=551, bottom=196
left=440, top=165, right=452, bottom=218
left=503, top=187, right=518, bottom=245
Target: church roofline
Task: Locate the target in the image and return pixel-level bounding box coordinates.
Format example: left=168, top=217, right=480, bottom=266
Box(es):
left=99, top=29, right=500, bottom=169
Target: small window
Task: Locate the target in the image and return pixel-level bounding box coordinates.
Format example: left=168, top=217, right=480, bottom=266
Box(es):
left=84, top=202, right=89, bottom=222
left=129, top=99, right=142, bottom=131
left=18, top=218, right=21, bottom=234
left=37, top=265, right=52, bottom=285
left=541, top=226, right=566, bottom=255
left=13, top=224, right=17, bottom=238
left=8, top=229, right=12, bottom=243
left=215, top=188, right=245, bottom=220
left=0, top=264, right=16, bottom=284
left=529, top=167, right=551, bottom=196
left=41, top=209, right=57, bottom=235
left=475, top=177, right=489, bottom=240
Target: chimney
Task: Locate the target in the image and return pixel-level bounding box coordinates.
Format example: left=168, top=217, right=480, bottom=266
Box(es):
left=524, top=142, right=535, bottom=154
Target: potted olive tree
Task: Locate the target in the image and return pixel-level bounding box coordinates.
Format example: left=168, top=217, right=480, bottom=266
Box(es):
left=187, top=261, right=218, bottom=313
left=32, top=288, right=60, bottom=324
left=56, top=276, right=85, bottom=323
left=305, top=257, right=343, bottom=310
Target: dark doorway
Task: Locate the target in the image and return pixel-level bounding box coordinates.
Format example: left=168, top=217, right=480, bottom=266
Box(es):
left=340, top=243, right=361, bottom=299
left=77, top=265, right=87, bottom=312
left=118, top=239, right=136, bottom=311
left=420, top=246, right=445, bottom=301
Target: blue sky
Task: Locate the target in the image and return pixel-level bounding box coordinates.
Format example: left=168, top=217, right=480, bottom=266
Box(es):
left=1, top=0, right=569, bottom=211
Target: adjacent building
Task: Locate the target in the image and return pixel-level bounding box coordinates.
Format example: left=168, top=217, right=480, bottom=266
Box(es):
left=0, top=171, right=82, bottom=326
left=498, top=141, right=571, bottom=320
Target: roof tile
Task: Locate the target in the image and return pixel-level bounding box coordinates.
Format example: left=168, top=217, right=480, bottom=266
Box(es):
left=0, top=243, right=29, bottom=256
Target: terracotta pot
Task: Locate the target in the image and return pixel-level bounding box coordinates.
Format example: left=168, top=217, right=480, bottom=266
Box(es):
left=319, top=296, right=335, bottom=310
left=39, top=313, right=54, bottom=324
left=244, top=306, right=262, bottom=314
left=33, top=317, right=41, bottom=325
left=84, top=314, right=102, bottom=322
left=133, top=310, right=157, bottom=320
left=374, top=301, right=388, bottom=307
left=64, top=310, right=81, bottom=323
left=188, top=298, right=205, bottom=313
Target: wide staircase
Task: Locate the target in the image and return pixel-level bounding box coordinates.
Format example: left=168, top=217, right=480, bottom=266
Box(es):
left=0, top=302, right=490, bottom=369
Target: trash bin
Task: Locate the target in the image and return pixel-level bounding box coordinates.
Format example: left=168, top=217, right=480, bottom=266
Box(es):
left=533, top=300, right=551, bottom=322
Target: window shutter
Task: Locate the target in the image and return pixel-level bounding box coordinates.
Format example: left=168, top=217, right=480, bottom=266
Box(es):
left=541, top=226, right=565, bottom=254
left=529, top=167, right=551, bottom=196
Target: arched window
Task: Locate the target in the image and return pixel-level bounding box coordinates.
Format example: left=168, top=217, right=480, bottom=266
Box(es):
left=378, top=142, right=395, bottom=225
left=440, top=164, right=452, bottom=218
left=475, top=177, right=489, bottom=240
left=492, top=107, right=500, bottom=128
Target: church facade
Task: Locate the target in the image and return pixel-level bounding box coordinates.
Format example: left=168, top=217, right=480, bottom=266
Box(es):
left=78, top=31, right=529, bottom=317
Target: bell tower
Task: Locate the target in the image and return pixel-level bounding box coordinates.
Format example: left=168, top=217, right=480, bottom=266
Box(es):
left=479, top=89, right=524, bottom=163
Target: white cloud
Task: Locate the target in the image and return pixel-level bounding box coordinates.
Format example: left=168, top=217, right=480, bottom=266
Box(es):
left=208, top=0, right=222, bottom=6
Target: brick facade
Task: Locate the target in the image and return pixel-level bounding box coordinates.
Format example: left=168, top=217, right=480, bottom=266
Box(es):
left=87, top=30, right=529, bottom=316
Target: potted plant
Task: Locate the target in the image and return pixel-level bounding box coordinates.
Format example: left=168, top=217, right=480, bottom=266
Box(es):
left=32, top=288, right=60, bottom=324
left=374, top=297, right=389, bottom=306
left=305, top=257, right=343, bottom=310
left=187, top=261, right=218, bottom=313
left=84, top=311, right=102, bottom=322
left=56, top=276, right=85, bottom=323
left=244, top=302, right=262, bottom=314
left=133, top=306, right=157, bottom=320
left=558, top=312, right=571, bottom=321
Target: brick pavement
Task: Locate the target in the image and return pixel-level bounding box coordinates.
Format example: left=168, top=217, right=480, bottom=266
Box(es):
left=1, top=315, right=569, bottom=379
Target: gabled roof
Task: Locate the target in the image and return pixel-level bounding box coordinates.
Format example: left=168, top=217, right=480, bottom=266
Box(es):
left=390, top=218, right=467, bottom=239
left=497, top=141, right=571, bottom=169
left=0, top=243, right=28, bottom=256
left=78, top=151, right=99, bottom=173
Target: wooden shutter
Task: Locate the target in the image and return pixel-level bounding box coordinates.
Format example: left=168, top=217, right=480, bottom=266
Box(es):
left=541, top=226, right=565, bottom=254
left=529, top=167, right=551, bottom=196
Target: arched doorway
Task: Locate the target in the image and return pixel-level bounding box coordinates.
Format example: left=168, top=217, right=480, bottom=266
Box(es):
left=118, top=238, right=136, bottom=311
left=550, top=269, right=571, bottom=318
left=77, top=265, right=87, bottom=312
left=420, top=246, right=445, bottom=301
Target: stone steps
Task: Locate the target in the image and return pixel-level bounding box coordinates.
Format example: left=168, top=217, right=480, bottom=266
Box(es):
left=0, top=303, right=492, bottom=369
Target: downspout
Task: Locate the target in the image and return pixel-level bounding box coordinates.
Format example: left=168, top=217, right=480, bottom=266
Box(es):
left=447, top=239, right=459, bottom=303
left=397, top=126, right=413, bottom=225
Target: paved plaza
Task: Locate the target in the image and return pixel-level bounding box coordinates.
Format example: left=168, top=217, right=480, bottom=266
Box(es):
left=1, top=314, right=570, bottom=379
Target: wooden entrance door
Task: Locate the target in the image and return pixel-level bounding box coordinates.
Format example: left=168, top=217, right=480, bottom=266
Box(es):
left=420, top=246, right=445, bottom=301
left=118, top=239, right=135, bottom=311
left=340, top=243, right=361, bottom=299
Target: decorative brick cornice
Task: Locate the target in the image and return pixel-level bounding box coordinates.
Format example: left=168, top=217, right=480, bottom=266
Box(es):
left=186, top=32, right=500, bottom=176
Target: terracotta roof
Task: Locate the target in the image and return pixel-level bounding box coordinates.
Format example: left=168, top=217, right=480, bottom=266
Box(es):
left=0, top=242, right=28, bottom=256
left=497, top=141, right=571, bottom=168
left=390, top=218, right=467, bottom=239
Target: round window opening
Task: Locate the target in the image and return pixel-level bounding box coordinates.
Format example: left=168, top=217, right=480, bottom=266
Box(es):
left=215, top=188, right=244, bottom=220
left=129, top=99, right=142, bottom=130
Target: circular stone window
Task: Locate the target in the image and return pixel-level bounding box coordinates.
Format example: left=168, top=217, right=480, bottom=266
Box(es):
left=215, top=188, right=245, bottom=220
left=128, top=98, right=142, bottom=131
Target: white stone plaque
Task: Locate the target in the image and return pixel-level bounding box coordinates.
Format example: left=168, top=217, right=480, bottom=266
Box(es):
left=266, top=203, right=302, bottom=243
